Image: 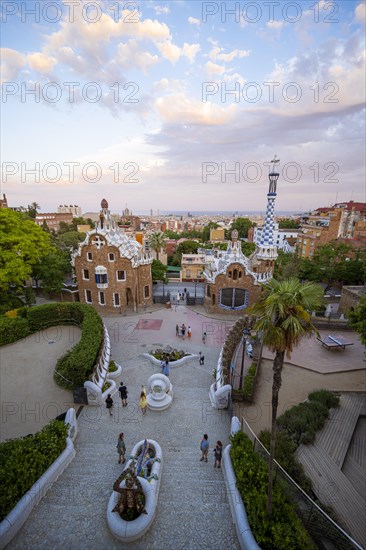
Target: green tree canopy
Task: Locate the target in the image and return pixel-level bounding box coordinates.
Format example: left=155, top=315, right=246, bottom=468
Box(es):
left=171, top=240, right=199, bottom=266
left=151, top=259, right=168, bottom=282
left=0, top=209, right=53, bottom=291
left=149, top=231, right=165, bottom=261
left=32, top=251, right=70, bottom=293
left=278, top=218, right=300, bottom=229
left=348, top=295, right=366, bottom=346
left=227, top=217, right=254, bottom=239
left=241, top=242, right=256, bottom=256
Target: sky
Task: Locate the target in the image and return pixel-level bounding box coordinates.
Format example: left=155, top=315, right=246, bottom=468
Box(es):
left=1, top=0, right=365, bottom=214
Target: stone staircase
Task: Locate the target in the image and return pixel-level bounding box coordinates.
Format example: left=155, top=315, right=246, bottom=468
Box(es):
left=9, top=366, right=239, bottom=550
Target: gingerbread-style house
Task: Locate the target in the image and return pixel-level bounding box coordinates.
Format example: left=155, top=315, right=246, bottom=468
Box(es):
left=204, top=162, right=280, bottom=313
left=72, top=199, right=153, bottom=313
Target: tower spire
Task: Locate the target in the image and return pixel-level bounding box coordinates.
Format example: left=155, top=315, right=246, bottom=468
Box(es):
left=257, top=156, right=280, bottom=260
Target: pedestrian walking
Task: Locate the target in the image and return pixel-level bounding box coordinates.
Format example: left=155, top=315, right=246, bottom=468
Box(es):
left=200, top=434, right=209, bottom=462
left=202, top=332, right=207, bottom=344
left=214, top=441, right=223, bottom=468
left=176, top=324, right=179, bottom=337
left=105, top=394, right=114, bottom=416
left=187, top=326, right=192, bottom=338
left=199, top=352, right=205, bottom=365
left=116, top=432, right=126, bottom=464
left=176, top=292, right=180, bottom=304
left=178, top=325, right=182, bottom=337
left=140, top=386, right=147, bottom=416
left=118, top=381, right=128, bottom=407
left=163, top=359, right=170, bottom=377
left=181, top=323, right=186, bottom=340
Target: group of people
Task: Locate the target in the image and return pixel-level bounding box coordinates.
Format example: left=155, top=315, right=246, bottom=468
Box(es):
left=105, top=381, right=148, bottom=417
left=200, top=434, right=223, bottom=468
left=176, top=288, right=188, bottom=303
left=175, top=323, right=191, bottom=339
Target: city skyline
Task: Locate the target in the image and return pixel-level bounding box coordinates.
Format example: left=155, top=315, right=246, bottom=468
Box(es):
left=1, top=0, right=365, bottom=211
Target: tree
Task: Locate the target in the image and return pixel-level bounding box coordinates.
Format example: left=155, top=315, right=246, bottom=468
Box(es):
left=278, top=218, right=300, bottom=229
left=227, top=218, right=254, bottom=239
left=151, top=259, right=168, bottom=283
left=58, top=231, right=86, bottom=252
left=149, top=232, right=165, bottom=261
left=171, top=240, right=199, bottom=266
left=249, top=278, right=323, bottom=515
left=274, top=250, right=303, bottom=280
left=31, top=251, right=70, bottom=293
left=0, top=209, right=53, bottom=292
left=201, top=222, right=218, bottom=242
left=349, top=296, right=366, bottom=346
left=27, top=202, right=40, bottom=219
left=241, top=241, right=256, bottom=256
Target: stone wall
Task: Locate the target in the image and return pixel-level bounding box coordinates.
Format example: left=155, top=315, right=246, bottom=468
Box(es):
left=339, top=286, right=365, bottom=314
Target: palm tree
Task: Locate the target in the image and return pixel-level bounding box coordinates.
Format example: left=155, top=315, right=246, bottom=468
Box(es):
left=149, top=231, right=165, bottom=262
left=249, top=277, right=323, bottom=515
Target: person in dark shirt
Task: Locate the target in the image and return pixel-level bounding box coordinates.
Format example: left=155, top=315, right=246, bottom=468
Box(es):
left=118, top=382, right=128, bottom=407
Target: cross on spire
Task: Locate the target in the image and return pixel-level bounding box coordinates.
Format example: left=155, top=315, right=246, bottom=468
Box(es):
left=270, top=155, right=280, bottom=173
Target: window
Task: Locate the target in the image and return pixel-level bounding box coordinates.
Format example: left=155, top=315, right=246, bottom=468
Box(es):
left=228, top=271, right=232, bottom=278
left=114, top=293, right=120, bottom=307
left=99, top=291, right=105, bottom=305
left=117, top=270, right=126, bottom=281
left=186, top=269, right=191, bottom=278
left=83, top=269, right=89, bottom=280
left=87, top=252, right=93, bottom=261
left=95, top=273, right=108, bottom=285
left=238, top=271, right=242, bottom=278
left=233, top=269, right=238, bottom=280
left=109, top=253, right=115, bottom=262
left=144, top=285, right=150, bottom=298
left=85, top=290, right=92, bottom=303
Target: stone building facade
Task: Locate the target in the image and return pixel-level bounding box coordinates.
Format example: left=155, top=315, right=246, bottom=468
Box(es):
left=72, top=199, right=153, bottom=314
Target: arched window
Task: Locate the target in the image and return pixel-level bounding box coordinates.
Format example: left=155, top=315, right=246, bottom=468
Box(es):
left=233, top=269, right=238, bottom=280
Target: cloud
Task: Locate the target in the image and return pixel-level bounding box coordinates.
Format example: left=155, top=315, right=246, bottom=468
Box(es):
left=205, top=60, right=226, bottom=75
left=117, top=40, right=159, bottom=71
left=157, top=40, right=200, bottom=64
left=27, top=52, right=57, bottom=74
left=155, top=93, right=237, bottom=125
left=209, top=46, right=251, bottom=62
left=0, top=48, right=26, bottom=83
left=188, top=16, right=200, bottom=26
left=266, top=20, right=285, bottom=30
left=153, top=5, right=170, bottom=16
left=355, top=3, right=366, bottom=24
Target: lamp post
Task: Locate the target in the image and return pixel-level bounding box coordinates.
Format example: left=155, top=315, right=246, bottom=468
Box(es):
left=239, top=328, right=250, bottom=389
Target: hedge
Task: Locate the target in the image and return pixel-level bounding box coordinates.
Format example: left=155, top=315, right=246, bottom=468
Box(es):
left=230, top=431, right=316, bottom=550
left=0, top=420, right=68, bottom=522
left=0, top=303, right=103, bottom=389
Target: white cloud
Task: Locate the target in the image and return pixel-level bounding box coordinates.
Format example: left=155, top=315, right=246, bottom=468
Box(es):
left=205, top=60, right=226, bottom=75
left=27, top=52, right=57, bottom=74
left=0, top=48, right=26, bottom=83
left=266, top=20, right=285, bottom=30
left=117, top=40, right=159, bottom=71
left=155, top=93, right=237, bottom=125
left=188, top=16, right=200, bottom=26
left=182, top=42, right=201, bottom=63
left=157, top=40, right=200, bottom=64
left=209, top=46, right=251, bottom=62
left=355, top=3, right=366, bottom=23
left=153, top=5, right=170, bottom=16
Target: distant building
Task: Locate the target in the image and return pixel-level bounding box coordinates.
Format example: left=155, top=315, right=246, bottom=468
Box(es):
left=297, top=201, right=366, bottom=258
left=181, top=254, right=207, bottom=282
left=210, top=227, right=225, bottom=241
left=58, top=204, right=82, bottom=217
left=77, top=224, right=91, bottom=233
left=35, top=212, right=73, bottom=231
left=72, top=199, right=153, bottom=313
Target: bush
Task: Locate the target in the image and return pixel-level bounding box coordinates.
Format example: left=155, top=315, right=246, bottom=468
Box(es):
left=277, top=401, right=329, bottom=446
left=259, top=430, right=312, bottom=493
left=0, top=303, right=103, bottom=389
left=243, top=362, right=257, bottom=398
left=0, top=293, right=24, bottom=316
left=109, top=360, right=117, bottom=372
left=230, top=431, right=316, bottom=549
left=308, top=389, right=340, bottom=410
left=0, top=420, right=68, bottom=521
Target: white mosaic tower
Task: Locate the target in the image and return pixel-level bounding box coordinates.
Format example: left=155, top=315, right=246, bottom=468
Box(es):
left=257, top=156, right=280, bottom=260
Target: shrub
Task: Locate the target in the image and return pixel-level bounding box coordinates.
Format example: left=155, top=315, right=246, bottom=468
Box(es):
left=102, top=381, right=111, bottom=392
left=0, top=420, right=68, bottom=521
left=259, top=430, right=312, bottom=493
left=277, top=401, right=329, bottom=446
left=243, top=362, right=257, bottom=399
left=308, top=389, right=340, bottom=410
left=230, top=431, right=316, bottom=549
left=109, top=360, right=117, bottom=372
left=0, top=316, right=30, bottom=345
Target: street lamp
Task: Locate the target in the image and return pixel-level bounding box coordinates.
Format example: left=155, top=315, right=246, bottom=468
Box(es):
left=239, top=328, right=250, bottom=389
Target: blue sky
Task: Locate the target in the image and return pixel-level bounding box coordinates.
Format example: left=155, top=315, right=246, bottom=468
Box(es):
left=1, top=0, right=365, bottom=214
